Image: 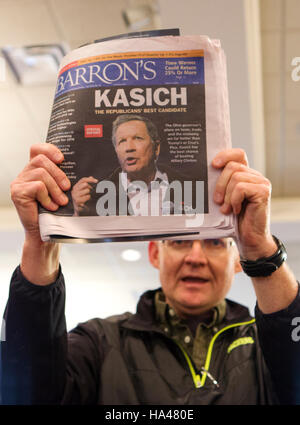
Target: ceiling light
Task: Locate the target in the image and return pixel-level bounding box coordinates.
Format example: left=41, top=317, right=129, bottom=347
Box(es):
left=1, top=43, right=69, bottom=86
left=121, top=249, right=141, bottom=262
left=122, top=5, right=152, bottom=30
left=122, top=1, right=160, bottom=31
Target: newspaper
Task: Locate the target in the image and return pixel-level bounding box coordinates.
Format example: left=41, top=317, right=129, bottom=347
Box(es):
left=39, top=30, right=236, bottom=243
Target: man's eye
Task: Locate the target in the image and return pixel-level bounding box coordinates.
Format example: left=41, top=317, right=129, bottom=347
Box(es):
left=173, top=240, right=190, bottom=248
left=205, top=239, right=224, bottom=248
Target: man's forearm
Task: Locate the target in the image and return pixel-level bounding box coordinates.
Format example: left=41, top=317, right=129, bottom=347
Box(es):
left=21, top=236, right=61, bottom=285
left=254, top=270, right=300, bottom=405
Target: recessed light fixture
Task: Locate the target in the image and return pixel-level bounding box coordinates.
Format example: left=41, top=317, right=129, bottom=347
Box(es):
left=1, top=43, right=69, bottom=86
left=122, top=1, right=161, bottom=31
left=121, top=249, right=141, bottom=262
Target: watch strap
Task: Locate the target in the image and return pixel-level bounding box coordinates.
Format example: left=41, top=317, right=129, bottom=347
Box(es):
left=240, top=235, right=287, bottom=277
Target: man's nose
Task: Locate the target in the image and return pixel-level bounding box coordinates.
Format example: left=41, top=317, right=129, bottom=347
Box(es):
left=124, top=138, right=136, bottom=151
left=184, top=241, right=208, bottom=265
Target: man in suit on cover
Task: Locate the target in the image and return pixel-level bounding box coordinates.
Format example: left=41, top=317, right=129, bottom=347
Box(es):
left=71, top=114, right=202, bottom=216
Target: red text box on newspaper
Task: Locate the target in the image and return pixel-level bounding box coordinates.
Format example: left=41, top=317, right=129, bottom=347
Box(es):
left=84, top=124, right=103, bottom=138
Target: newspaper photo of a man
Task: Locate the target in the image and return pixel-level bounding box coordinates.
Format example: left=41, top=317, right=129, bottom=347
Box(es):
left=71, top=114, right=203, bottom=217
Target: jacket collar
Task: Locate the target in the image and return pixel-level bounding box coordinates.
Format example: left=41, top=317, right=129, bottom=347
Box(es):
left=122, top=288, right=161, bottom=333
left=122, top=288, right=253, bottom=333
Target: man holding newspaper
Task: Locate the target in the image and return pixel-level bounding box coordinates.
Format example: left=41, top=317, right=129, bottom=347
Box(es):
left=2, top=143, right=300, bottom=404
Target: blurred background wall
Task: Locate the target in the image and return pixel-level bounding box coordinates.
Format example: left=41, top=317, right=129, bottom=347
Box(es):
left=0, top=0, right=299, bottom=330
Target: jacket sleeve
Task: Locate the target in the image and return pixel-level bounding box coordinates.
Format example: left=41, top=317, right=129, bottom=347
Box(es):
left=0, top=266, right=103, bottom=405
left=1, top=266, right=67, bottom=404
left=255, top=283, right=300, bottom=405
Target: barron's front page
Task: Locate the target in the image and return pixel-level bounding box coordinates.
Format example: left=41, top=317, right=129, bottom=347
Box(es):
left=39, top=31, right=236, bottom=242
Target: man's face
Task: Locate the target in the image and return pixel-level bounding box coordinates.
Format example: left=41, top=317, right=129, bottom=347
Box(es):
left=149, top=239, right=242, bottom=318
left=114, top=120, right=159, bottom=181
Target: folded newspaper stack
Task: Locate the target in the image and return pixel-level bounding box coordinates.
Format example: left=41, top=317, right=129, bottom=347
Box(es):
left=39, top=29, right=237, bottom=243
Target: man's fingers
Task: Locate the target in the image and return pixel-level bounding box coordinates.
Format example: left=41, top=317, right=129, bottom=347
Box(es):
left=11, top=144, right=71, bottom=236
left=11, top=181, right=59, bottom=211
left=13, top=147, right=71, bottom=211
left=222, top=171, right=269, bottom=210
left=72, top=187, right=92, bottom=206
left=30, top=143, right=64, bottom=163
left=34, top=181, right=61, bottom=210
left=71, top=177, right=98, bottom=209
left=78, top=195, right=91, bottom=205
left=221, top=180, right=271, bottom=215
left=77, top=176, right=98, bottom=184
left=75, top=187, right=93, bottom=197
left=28, top=144, right=71, bottom=195
left=22, top=168, right=69, bottom=206
left=73, top=181, right=95, bottom=192
left=212, top=148, right=249, bottom=168
left=214, top=162, right=261, bottom=204
left=27, top=154, right=71, bottom=191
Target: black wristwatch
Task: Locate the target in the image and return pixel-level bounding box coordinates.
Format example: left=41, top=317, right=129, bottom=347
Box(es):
left=240, top=236, right=287, bottom=277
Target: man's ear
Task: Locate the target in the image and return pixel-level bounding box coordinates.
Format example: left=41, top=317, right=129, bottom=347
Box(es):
left=235, top=260, right=243, bottom=274
left=234, top=251, right=243, bottom=274
left=154, top=140, right=160, bottom=160
left=148, top=241, right=160, bottom=269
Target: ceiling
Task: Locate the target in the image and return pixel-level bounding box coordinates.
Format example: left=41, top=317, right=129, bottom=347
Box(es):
left=0, top=0, right=299, bottom=205
left=0, top=0, right=299, bottom=328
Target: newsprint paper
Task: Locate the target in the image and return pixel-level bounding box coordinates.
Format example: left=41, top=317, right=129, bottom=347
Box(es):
left=39, top=30, right=237, bottom=243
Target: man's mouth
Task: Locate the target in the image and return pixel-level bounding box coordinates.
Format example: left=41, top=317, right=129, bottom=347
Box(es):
left=181, top=276, right=209, bottom=284
left=126, top=157, right=138, bottom=166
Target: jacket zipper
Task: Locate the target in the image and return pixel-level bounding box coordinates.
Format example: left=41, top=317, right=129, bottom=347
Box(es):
left=176, top=341, right=202, bottom=388
left=176, top=318, right=256, bottom=389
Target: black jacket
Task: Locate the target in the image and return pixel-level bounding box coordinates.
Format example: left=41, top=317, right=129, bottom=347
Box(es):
left=1, top=266, right=300, bottom=405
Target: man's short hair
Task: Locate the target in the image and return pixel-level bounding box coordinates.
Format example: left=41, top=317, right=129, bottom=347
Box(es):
left=112, top=114, right=159, bottom=147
